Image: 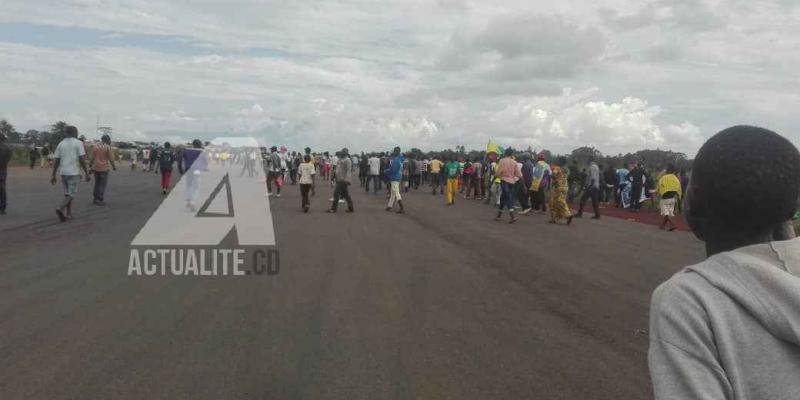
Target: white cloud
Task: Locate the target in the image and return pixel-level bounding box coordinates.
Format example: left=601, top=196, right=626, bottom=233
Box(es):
left=0, top=0, right=798, bottom=154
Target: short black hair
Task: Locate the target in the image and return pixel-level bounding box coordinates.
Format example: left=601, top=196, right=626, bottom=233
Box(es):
left=65, top=125, right=78, bottom=138
left=693, top=125, right=800, bottom=231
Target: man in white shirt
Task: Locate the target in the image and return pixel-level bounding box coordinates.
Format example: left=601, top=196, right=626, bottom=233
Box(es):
left=366, top=154, right=382, bottom=194
left=50, top=125, right=91, bottom=222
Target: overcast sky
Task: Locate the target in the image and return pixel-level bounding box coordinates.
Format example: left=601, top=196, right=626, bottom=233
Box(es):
left=1, top=0, right=798, bottom=155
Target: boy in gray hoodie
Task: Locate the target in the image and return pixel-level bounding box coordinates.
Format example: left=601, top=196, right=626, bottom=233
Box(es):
left=649, top=125, right=800, bottom=399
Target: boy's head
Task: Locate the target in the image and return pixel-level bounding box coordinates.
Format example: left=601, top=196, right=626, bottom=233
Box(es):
left=304, top=155, right=311, bottom=163
left=65, top=125, right=79, bottom=138
left=687, top=125, right=800, bottom=241
left=101, top=134, right=111, bottom=144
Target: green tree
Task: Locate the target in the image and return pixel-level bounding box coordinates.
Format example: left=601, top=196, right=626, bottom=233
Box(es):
left=570, top=146, right=603, bottom=166
left=23, top=129, right=40, bottom=145
left=0, top=119, right=20, bottom=143
left=48, top=121, right=68, bottom=148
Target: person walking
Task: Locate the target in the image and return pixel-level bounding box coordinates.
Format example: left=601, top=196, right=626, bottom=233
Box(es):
left=429, top=155, right=443, bottom=195
left=289, top=151, right=299, bottom=185
left=602, top=164, right=618, bottom=205
left=530, top=153, right=550, bottom=213
left=303, top=147, right=316, bottom=196
left=179, top=139, right=208, bottom=212
left=265, top=146, right=283, bottom=197
left=471, top=157, right=484, bottom=200
left=520, top=153, right=535, bottom=214
left=494, top=148, right=522, bottom=223
left=385, top=147, right=405, bottom=213
left=576, top=158, right=601, bottom=219
left=157, top=142, right=176, bottom=194
left=328, top=148, right=355, bottom=213
left=28, top=146, right=39, bottom=169
left=148, top=144, right=158, bottom=172
left=0, top=133, right=12, bottom=215
left=128, top=148, right=138, bottom=171
left=402, top=155, right=412, bottom=193
left=89, top=134, right=116, bottom=206
left=656, top=165, right=682, bottom=231
left=629, top=162, right=646, bottom=212
left=298, top=154, right=315, bottom=212
left=50, top=126, right=91, bottom=222
left=548, top=157, right=573, bottom=225
left=444, top=156, right=460, bottom=205
left=40, top=145, right=50, bottom=168
left=366, top=153, right=381, bottom=194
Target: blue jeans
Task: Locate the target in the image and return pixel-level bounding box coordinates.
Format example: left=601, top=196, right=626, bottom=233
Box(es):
left=499, top=181, right=515, bottom=211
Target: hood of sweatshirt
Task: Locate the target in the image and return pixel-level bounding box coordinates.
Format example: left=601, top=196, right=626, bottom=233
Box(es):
left=686, top=238, right=800, bottom=346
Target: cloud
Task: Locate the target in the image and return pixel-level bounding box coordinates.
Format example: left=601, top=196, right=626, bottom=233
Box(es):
left=439, top=13, right=607, bottom=79
left=0, top=0, right=798, bottom=155
left=486, top=91, right=705, bottom=155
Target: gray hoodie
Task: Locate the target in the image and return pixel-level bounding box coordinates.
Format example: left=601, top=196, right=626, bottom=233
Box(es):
left=649, top=238, right=800, bottom=399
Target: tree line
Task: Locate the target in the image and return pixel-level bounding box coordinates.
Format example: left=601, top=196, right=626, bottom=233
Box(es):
left=0, top=119, right=71, bottom=150
left=1, top=118, right=693, bottom=172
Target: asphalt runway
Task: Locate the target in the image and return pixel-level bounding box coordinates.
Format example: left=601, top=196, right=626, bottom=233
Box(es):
left=0, top=164, right=705, bottom=399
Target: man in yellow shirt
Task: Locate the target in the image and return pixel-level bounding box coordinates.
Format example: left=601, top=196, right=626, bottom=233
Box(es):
left=429, top=155, right=443, bottom=195
left=657, top=165, right=682, bottom=231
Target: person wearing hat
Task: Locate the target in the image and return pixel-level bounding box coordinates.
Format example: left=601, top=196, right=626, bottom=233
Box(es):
left=328, top=148, right=354, bottom=213
left=0, top=132, right=12, bottom=215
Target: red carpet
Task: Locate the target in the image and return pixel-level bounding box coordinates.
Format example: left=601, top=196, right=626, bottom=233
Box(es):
left=570, top=202, right=690, bottom=232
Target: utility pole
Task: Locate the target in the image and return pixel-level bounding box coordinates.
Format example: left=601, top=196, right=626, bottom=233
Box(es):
left=96, top=113, right=113, bottom=139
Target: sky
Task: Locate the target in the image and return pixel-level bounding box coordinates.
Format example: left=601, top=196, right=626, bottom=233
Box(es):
left=1, top=0, right=798, bottom=156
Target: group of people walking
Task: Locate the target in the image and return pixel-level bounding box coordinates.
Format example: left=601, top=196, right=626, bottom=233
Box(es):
left=1, top=127, right=686, bottom=233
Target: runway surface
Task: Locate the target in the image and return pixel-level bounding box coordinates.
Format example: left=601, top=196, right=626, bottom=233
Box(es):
left=0, top=165, right=704, bottom=399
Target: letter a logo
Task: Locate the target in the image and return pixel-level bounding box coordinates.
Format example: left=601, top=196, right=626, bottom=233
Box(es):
left=131, top=138, right=276, bottom=246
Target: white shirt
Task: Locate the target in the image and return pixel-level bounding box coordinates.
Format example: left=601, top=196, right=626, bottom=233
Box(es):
left=298, top=162, right=315, bottom=184
left=368, top=157, right=381, bottom=175
left=54, top=137, right=85, bottom=176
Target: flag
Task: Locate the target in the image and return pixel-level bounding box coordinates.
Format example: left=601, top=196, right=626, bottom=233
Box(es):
left=486, top=140, right=503, bottom=155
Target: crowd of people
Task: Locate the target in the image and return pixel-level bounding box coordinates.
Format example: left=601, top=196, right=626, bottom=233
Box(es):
left=1, top=129, right=693, bottom=229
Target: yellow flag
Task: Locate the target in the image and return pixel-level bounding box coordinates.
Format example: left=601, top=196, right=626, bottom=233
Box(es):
left=486, top=140, right=500, bottom=155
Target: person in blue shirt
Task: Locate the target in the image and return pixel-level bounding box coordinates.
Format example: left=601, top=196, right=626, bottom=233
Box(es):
left=616, top=166, right=630, bottom=208
left=385, top=147, right=405, bottom=214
